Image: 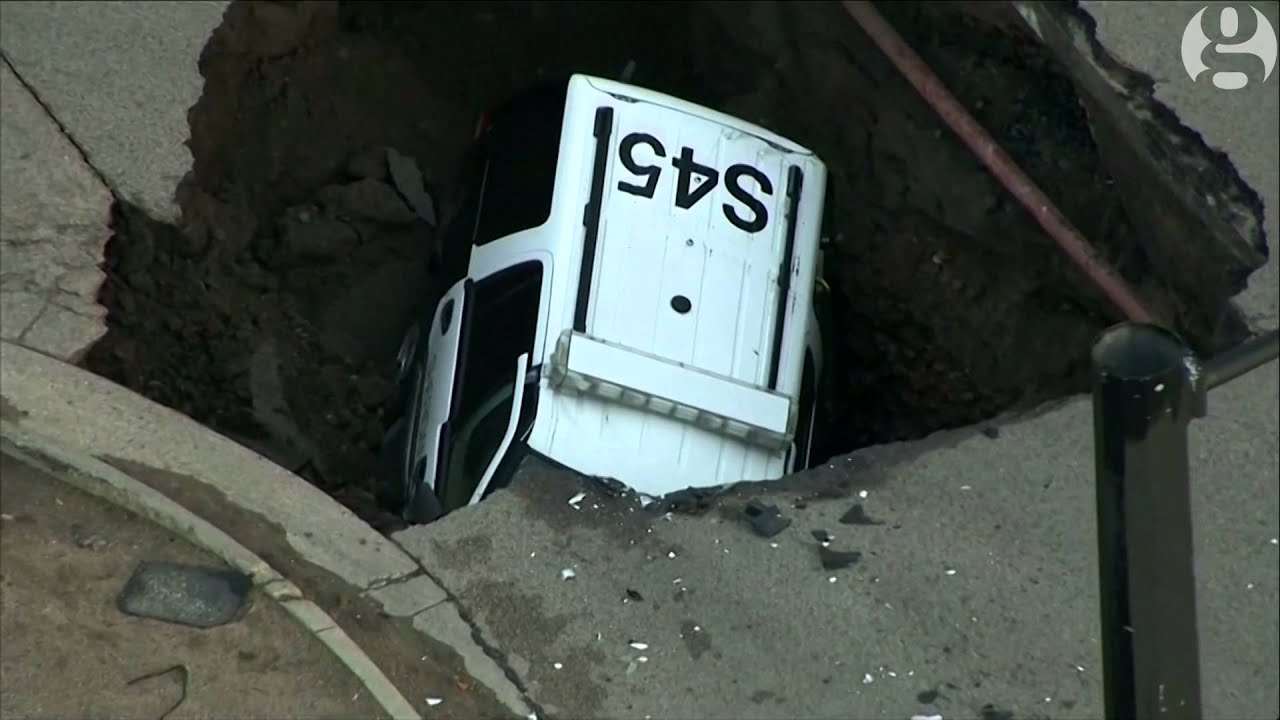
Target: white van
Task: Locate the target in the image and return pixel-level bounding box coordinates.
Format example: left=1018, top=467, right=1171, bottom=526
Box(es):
left=378, top=74, right=829, bottom=522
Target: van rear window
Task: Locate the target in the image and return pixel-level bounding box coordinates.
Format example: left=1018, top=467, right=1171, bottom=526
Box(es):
left=473, top=87, right=566, bottom=246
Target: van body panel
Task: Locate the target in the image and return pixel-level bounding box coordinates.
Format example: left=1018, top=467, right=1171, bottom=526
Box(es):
left=522, top=75, right=827, bottom=496
left=394, top=72, right=828, bottom=514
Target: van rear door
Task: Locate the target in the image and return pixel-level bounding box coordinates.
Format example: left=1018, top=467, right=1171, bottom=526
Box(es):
left=581, top=91, right=807, bottom=391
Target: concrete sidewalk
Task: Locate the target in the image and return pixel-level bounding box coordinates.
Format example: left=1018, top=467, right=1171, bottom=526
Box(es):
left=1, top=451, right=386, bottom=719
left=0, top=61, right=111, bottom=361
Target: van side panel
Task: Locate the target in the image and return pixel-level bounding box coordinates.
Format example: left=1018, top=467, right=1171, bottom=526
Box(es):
left=771, top=161, right=827, bottom=401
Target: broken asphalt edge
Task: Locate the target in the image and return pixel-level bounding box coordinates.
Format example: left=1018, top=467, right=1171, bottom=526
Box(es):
left=0, top=339, right=536, bottom=719
left=0, top=420, right=420, bottom=720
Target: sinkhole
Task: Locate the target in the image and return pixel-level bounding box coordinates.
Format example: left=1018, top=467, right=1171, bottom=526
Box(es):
left=82, top=0, right=1268, bottom=529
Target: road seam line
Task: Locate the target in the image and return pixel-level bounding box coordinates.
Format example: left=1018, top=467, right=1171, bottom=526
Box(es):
left=0, top=53, right=118, bottom=201
left=0, top=420, right=422, bottom=720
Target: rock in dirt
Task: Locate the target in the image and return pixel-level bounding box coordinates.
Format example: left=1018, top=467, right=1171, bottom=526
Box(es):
left=316, top=179, right=419, bottom=225
left=269, top=212, right=359, bottom=267
left=117, top=561, right=252, bottom=629
left=345, top=146, right=390, bottom=182
left=229, top=0, right=339, bottom=59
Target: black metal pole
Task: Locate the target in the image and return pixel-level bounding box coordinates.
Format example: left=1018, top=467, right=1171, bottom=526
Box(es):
left=1091, top=323, right=1204, bottom=720
left=1203, top=329, right=1280, bottom=391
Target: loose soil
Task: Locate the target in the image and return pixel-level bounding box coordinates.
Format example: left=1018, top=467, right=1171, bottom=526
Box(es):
left=82, top=1, right=1265, bottom=526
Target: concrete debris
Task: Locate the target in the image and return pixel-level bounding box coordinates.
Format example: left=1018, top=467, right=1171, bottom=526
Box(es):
left=838, top=503, right=885, bottom=526
left=818, top=546, right=862, bottom=571
left=742, top=501, right=790, bottom=538
left=387, top=148, right=438, bottom=226
left=316, top=179, right=419, bottom=225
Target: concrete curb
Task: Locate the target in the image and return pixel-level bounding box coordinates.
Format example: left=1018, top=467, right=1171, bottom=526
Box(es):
left=0, top=339, right=537, bottom=719
left=1, top=420, right=422, bottom=720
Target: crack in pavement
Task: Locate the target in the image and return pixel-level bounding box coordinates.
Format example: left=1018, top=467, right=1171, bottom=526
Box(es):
left=1, top=52, right=118, bottom=202
left=387, top=534, right=548, bottom=720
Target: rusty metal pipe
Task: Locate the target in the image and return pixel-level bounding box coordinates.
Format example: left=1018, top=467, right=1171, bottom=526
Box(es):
left=842, top=0, right=1158, bottom=325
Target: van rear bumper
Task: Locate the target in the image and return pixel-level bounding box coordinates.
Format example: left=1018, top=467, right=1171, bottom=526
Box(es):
left=546, top=330, right=796, bottom=451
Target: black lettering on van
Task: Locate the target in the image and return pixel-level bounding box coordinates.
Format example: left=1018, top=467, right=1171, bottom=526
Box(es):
left=616, top=132, right=665, bottom=199
left=723, top=164, right=773, bottom=233
left=670, top=146, right=719, bottom=210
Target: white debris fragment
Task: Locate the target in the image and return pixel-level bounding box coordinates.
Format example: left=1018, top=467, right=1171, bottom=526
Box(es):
left=387, top=148, right=438, bottom=226
left=911, top=715, right=943, bottom=720
left=528, top=714, right=539, bottom=720
left=530, top=552, right=536, bottom=558
left=553, top=662, right=564, bottom=670
left=637, top=656, right=649, bottom=663
left=568, top=492, right=586, bottom=508
left=638, top=494, right=655, bottom=508
left=944, top=569, right=957, bottom=576
left=1270, top=537, right=1278, bottom=546
left=561, top=568, right=576, bottom=581
left=862, top=673, right=874, bottom=684
left=426, top=697, right=443, bottom=706
left=673, top=577, right=682, bottom=585
left=769, top=542, right=779, bottom=548
left=960, top=485, right=971, bottom=491
left=858, top=490, right=869, bottom=499
left=667, top=551, right=677, bottom=559
left=828, top=577, right=838, bottom=584
left=629, top=642, right=649, bottom=650
left=693, top=625, right=701, bottom=632
left=1075, top=664, right=1085, bottom=672
left=1154, top=383, right=1165, bottom=392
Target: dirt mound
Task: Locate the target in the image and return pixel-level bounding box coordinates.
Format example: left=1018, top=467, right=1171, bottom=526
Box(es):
left=83, top=0, right=1264, bottom=525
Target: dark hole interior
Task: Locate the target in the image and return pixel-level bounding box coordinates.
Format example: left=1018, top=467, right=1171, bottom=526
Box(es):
left=81, top=0, right=1262, bottom=529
